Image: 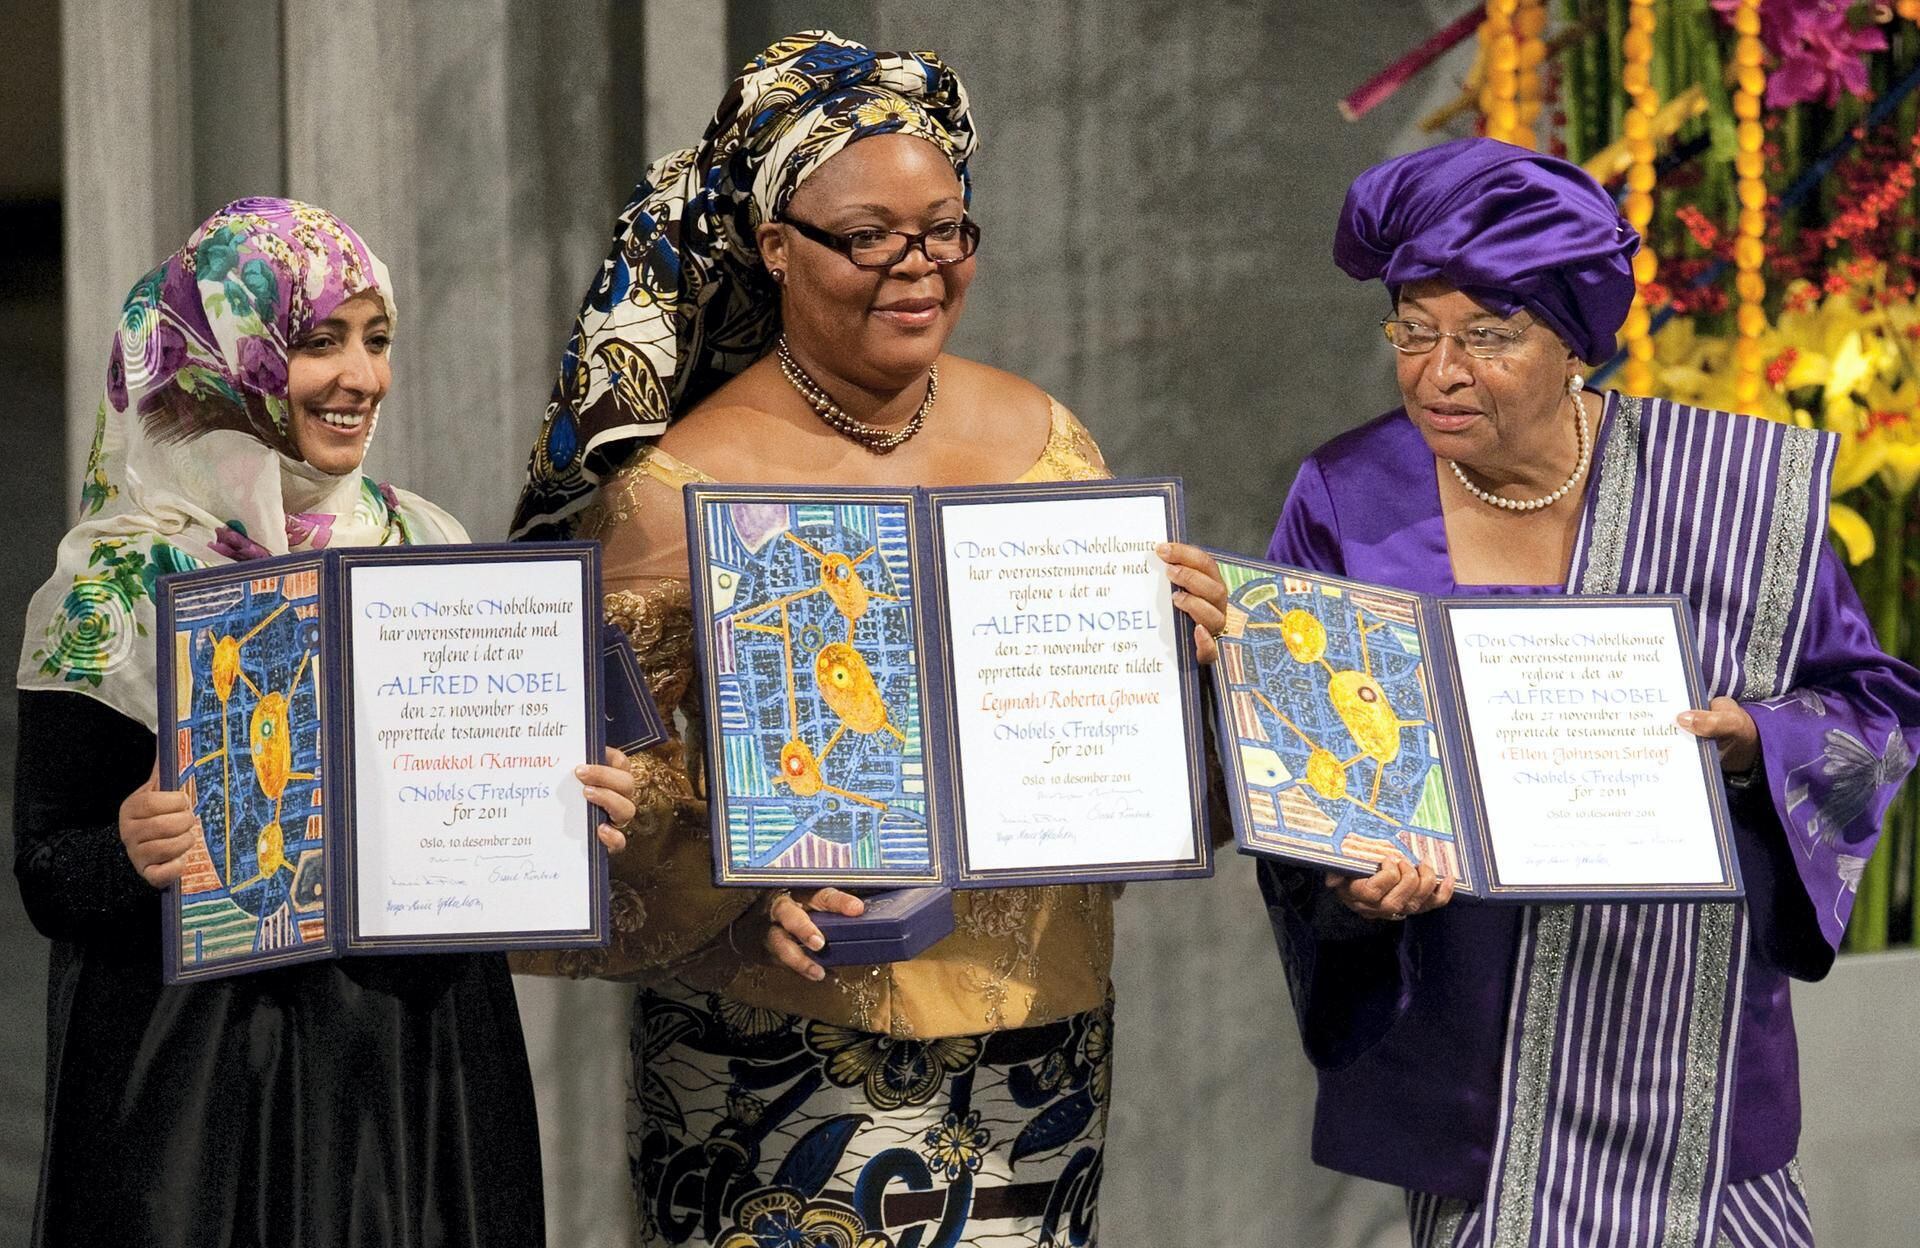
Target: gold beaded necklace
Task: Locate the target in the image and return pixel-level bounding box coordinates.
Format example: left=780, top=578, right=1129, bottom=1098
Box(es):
left=775, top=335, right=936, bottom=454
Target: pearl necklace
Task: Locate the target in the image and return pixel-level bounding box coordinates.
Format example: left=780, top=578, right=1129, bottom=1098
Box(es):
left=776, top=335, right=935, bottom=454
left=1448, top=396, right=1592, bottom=513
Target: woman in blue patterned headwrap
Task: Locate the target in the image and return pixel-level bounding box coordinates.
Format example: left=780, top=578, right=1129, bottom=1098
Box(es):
left=511, top=31, right=1122, bottom=1248
left=511, top=32, right=980, bottom=538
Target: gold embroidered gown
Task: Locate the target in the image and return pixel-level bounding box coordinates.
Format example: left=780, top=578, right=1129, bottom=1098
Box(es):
left=527, top=400, right=1121, bottom=1245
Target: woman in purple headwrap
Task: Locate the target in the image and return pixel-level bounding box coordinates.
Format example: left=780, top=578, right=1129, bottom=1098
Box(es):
left=1162, top=137, right=1920, bottom=1246
left=14, top=199, right=637, bottom=1247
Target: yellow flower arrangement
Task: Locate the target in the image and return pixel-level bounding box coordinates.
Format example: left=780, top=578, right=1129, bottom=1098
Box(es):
left=1654, top=273, right=1920, bottom=566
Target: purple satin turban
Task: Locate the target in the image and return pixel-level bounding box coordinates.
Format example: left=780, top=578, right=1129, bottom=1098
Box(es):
left=1334, top=138, right=1640, bottom=364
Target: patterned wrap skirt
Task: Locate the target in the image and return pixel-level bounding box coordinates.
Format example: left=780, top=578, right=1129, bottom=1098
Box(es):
left=628, top=978, right=1112, bottom=1247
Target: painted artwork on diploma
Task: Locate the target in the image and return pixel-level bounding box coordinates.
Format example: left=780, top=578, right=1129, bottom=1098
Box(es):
left=1209, top=551, right=1742, bottom=901
left=168, top=564, right=329, bottom=973
left=689, top=478, right=1213, bottom=892
left=702, top=500, right=934, bottom=880
left=1215, top=559, right=1465, bottom=884
left=157, top=541, right=625, bottom=982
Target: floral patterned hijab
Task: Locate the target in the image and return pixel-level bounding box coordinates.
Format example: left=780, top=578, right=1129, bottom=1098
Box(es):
left=18, top=197, right=464, bottom=730
left=508, top=30, right=977, bottom=538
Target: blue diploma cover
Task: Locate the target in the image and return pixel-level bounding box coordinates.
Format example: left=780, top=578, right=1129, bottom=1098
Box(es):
left=154, top=542, right=665, bottom=983
left=1208, top=552, right=1742, bottom=902
left=683, top=477, right=1213, bottom=962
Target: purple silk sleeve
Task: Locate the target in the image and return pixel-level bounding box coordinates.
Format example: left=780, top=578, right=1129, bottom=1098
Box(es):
left=1255, top=457, right=1411, bottom=1069
left=1742, top=542, right=1920, bottom=977
left=1265, top=456, right=1345, bottom=574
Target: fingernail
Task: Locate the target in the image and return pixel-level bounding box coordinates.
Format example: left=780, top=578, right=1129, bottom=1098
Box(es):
left=1155, top=542, right=1170, bottom=556
left=807, top=934, right=825, bottom=951
left=574, top=765, right=589, bottom=778
left=808, top=964, right=826, bottom=980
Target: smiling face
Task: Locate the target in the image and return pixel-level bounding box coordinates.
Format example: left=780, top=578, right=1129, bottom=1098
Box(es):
left=287, top=290, right=391, bottom=474
left=1393, top=280, right=1582, bottom=477
left=758, top=133, right=974, bottom=388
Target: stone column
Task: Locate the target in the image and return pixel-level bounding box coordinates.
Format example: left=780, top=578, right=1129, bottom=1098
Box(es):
left=60, top=0, right=195, bottom=510
left=188, top=0, right=285, bottom=211
left=281, top=2, right=651, bottom=544
left=282, top=0, right=426, bottom=512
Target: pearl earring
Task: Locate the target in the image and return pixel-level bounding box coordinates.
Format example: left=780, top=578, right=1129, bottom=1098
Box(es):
left=769, top=267, right=785, bottom=284
left=1567, top=373, right=1586, bottom=397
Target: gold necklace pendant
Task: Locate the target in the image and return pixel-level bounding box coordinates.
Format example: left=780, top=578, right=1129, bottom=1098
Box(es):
left=776, top=336, right=936, bottom=454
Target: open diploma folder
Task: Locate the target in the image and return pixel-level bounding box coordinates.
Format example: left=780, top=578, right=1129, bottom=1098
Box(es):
left=156, top=542, right=665, bottom=984
left=686, top=478, right=1213, bottom=891
left=1209, top=554, right=1741, bottom=901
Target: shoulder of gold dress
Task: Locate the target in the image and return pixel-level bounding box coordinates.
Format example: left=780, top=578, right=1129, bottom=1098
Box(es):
left=641, top=445, right=716, bottom=489
left=585, top=447, right=714, bottom=536
left=1020, top=397, right=1109, bottom=483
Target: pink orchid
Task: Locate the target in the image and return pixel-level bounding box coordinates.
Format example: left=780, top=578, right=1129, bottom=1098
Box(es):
left=1712, top=1, right=1888, bottom=109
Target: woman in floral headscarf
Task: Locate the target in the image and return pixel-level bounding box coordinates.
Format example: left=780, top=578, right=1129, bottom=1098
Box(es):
left=511, top=31, right=1120, bottom=1248
left=14, top=198, right=635, bottom=1247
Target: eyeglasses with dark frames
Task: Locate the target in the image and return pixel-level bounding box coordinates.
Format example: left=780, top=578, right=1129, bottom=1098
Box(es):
left=780, top=215, right=981, bottom=270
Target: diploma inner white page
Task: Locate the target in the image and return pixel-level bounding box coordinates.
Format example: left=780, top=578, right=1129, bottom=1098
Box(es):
left=349, top=559, right=592, bottom=937
left=938, top=495, right=1196, bottom=873
left=1445, top=603, right=1726, bottom=887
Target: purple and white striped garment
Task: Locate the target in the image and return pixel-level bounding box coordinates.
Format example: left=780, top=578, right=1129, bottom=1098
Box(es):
left=1408, top=1159, right=1814, bottom=1247
left=1477, top=398, right=1829, bottom=1246
left=1260, top=392, right=1920, bottom=1246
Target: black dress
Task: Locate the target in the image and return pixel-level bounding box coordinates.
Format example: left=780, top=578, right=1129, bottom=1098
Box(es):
left=13, top=689, right=545, bottom=1247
